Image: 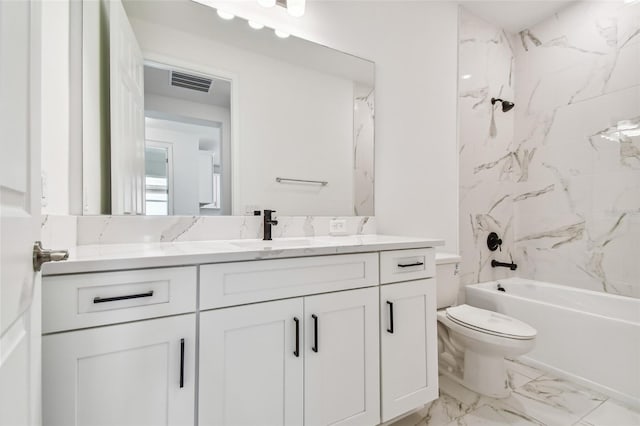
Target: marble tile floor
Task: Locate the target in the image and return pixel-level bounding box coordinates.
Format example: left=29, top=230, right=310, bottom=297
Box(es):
left=391, top=359, right=640, bottom=426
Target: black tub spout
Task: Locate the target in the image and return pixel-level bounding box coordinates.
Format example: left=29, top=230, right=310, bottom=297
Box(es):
left=491, top=259, right=517, bottom=271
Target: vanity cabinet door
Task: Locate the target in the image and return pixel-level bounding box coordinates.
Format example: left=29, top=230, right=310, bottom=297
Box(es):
left=380, top=279, right=438, bottom=422
left=304, top=287, right=380, bottom=426
left=42, top=314, right=196, bottom=426
left=199, top=299, right=304, bottom=426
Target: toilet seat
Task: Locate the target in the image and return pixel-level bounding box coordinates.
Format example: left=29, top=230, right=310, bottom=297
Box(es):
left=445, top=305, right=536, bottom=340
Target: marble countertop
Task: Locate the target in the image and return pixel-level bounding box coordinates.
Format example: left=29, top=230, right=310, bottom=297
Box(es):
left=42, top=234, right=444, bottom=275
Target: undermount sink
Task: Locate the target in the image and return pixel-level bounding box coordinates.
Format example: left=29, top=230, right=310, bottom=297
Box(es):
left=230, top=238, right=317, bottom=250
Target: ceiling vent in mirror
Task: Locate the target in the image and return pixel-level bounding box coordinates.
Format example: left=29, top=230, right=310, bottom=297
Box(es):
left=170, top=71, right=213, bottom=93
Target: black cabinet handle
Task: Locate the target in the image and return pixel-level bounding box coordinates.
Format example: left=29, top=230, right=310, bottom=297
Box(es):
left=93, top=290, right=154, bottom=304
left=180, top=338, right=185, bottom=388
left=397, top=262, right=424, bottom=268
left=293, top=317, right=300, bottom=357
left=387, top=301, right=394, bottom=334
left=312, top=314, right=319, bottom=353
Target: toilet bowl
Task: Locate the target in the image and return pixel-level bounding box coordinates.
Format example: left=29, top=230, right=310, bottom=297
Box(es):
left=437, top=304, right=536, bottom=397
left=435, top=254, right=537, bottom=398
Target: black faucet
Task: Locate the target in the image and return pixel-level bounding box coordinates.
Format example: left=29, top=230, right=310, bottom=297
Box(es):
left=491, top=260, right=517, bottom=271
left=263, top=209, right=278, bottom=241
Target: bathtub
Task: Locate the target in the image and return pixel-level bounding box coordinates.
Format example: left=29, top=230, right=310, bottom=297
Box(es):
left=466, top=277, right=640, bottom=409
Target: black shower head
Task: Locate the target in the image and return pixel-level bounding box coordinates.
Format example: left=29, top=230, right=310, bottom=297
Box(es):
left=491, top=97, right=515, bottom=112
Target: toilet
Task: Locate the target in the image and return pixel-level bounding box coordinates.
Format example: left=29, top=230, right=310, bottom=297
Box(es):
left=435, top=253, right=537, bottom=398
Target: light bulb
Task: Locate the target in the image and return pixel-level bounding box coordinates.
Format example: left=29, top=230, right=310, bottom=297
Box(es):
left=287, top=0, right=305, bottom=17
left=258, top=0, right=276, bottom=7
left=274, top=29, right=290, bottom=39
left=248, top=20, right=264, bottom=30
left=216, top=10, right=235, bottom=20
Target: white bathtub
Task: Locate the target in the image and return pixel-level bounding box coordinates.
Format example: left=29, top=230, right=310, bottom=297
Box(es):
left=466, top=277, right=640, bottom=409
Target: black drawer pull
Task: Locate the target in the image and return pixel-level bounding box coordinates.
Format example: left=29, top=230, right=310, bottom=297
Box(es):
left=387, top=301, right=394, bottom=334
left=93, top=290, right=154, bottom=304
left=397, top=261, right=424, bottom=268
left=312, top=314, right=319, bottom=353
left=180, top=338, right=185, bottom=388
left=293, top=317, right=300, bottom=357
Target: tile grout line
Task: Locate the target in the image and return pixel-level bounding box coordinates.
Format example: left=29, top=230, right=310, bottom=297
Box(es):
left=572, top=397, right=609, bottom=425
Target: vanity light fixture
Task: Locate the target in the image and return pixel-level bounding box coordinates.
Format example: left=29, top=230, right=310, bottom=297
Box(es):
left=216, top=9, right=235, bottom=20
left=248, top=20, right=265, bottom=30
left=274, top=29, right=290, bottom=39
left=259, top=0, right=306, bottom=17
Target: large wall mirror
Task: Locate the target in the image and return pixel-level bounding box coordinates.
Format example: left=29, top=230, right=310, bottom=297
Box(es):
left=82, top=0, right=375, bottom=217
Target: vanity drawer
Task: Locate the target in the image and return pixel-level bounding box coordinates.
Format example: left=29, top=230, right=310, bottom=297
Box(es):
left=43, top=267, right=197, bottom=333
left=200, top=253, right=379, bottom=309
left=380, top=248, right=435, bottom=284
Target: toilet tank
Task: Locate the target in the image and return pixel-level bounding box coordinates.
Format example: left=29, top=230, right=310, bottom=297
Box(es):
left=436, top=253, right=461, bottom=309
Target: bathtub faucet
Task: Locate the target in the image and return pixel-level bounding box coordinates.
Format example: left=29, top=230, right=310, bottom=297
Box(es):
left=491, top=259, right=517, bottom=271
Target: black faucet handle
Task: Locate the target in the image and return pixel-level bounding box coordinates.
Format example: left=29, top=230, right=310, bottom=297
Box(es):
left=487, top=232, right=503, bottom=252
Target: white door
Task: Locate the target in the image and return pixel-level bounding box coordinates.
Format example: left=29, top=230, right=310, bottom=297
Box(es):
left=0, top=1, right=42, bottom=425
left=110, top=0, right=145, bottom=215
left=304, top=287, right=380, bottom=426
left=145, top=141, right=173, bottom=215
left=42, top=314, right=196, bottom=426
left=380, top=279, right=438, bottom=422
left=198, top=151, right=214, bottom=204
left=199, top=299, right=303, bottom=426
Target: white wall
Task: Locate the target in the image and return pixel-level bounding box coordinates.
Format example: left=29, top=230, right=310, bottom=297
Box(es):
left=203, top=1, right=460, bottom=251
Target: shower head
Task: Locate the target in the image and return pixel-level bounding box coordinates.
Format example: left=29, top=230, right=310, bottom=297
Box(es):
left=491, top=97, right=515, bottom=112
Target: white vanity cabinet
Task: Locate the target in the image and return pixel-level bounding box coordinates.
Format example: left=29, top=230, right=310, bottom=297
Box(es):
left=199, top=298, right=305, bottom=426
left=42, top=266, right=198, bottom=426
left=378, top=249, right=438, bottom=423
left=199, top=288, right=380, bottom=426
left=199, top=255, right=380, bottom=426
left=43, top=314, right=196, bottom=426
left=303, top=287, right=380, bottom=426
left=42, top=241, right=441, bottom=426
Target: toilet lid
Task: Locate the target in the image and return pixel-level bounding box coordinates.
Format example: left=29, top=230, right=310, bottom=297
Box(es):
left=445, top=305, right=537, bottom=339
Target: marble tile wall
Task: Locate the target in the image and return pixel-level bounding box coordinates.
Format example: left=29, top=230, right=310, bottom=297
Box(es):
left=513, top=1, right=640, bottom=298
left=40, top=214, right=77, bottom=249
left=52, top=215, right=376, bottom=245
left=353, top=86, right=375, bottom=216
left=459, top=2, right=640, bottom=299
left=458, top=8, right=518, bottom=289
